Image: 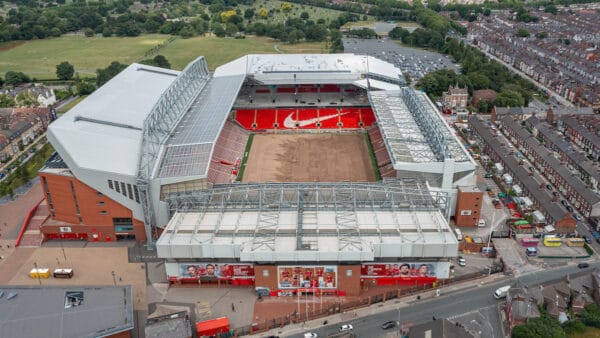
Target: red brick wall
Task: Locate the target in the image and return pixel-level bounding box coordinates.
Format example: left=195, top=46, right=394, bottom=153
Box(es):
left=254, top=265, right=278, bottom=291
left=455, top=188, right=483, bottom=227
left=39, top=172, right=146, bottom=242
left=337, top=265, right=361, bottom=296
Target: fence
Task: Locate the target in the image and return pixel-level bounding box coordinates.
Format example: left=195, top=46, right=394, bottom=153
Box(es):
left=227, top=269, right=497, bottom=337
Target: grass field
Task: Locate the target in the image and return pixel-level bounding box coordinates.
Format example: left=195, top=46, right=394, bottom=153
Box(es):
left=569, top=327, right=600, bottom=338
left=0, top=34, right=170, bottom=79
left=0, top=34, right=326, bottom=78
left=155, top=35, right=326, bottom=70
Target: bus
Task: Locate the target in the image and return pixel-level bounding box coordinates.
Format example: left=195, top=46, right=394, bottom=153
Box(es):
left=521, top=238, right=539, bottom=247
left=53, top=268, right=74, bottom=279
left=566, top=238, right=585, bottom=247
left=543, top=237, right=562, bottom=247
left=514, top=220, right=530, bottom=226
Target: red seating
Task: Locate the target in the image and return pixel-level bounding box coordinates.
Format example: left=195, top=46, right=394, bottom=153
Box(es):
left=255, top=89, right=270, bottom=94
left=236, top=107, right=375, bottom=131
left=276, top=87, right=295, bottom=93
left=320, top=84, right=341, bottom=93
left=360, top=108, right=376, bottom=127
left=297, top=108, right=319, bottom=129
left=277, top=108, right=296, bottom=129
left=339, top=108, right=360, bottom=128
left=319, top=108, right=340, bottom=129
left=235, top=109, right=256, bottom=130
left=255, top=109, right=277, bottom=129
left=208, top=121, right=249, bottom=185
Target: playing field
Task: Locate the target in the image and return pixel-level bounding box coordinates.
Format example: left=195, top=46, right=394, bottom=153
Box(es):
left=242, top=134, right=376, bottom=183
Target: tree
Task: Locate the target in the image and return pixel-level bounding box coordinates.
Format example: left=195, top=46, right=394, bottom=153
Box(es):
left=517, top=28, right=530, bottom=38
left=84, top=28, right=95, bottom=37
left=495, top=89, right=524, bottom=107
left=5, top=71, right=30, bottom=86
left=96, top=61, right=127, bottom=87
left=300, top=12, right=309, bottom=20
left=0, top=93, right=15, bottom=108
left=535, top=32, right=547, bottom=39
left=544, top=4, right=558, bottom=15
left=56, top=61, right=75, bottom=80
left=152, top=55, right=170, bottom=69
left=76, top=80, right=95, bottom=95
left=15, top=91, right=39, bottom=107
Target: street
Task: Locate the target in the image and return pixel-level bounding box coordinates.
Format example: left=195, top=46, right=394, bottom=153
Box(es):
left=284, top=262, right=597, bottom=338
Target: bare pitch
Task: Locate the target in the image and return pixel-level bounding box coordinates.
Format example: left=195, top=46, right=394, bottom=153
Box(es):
left=242, top=133, right=376, bottom=183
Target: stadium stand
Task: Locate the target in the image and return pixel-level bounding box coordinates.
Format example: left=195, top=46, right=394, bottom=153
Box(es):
left=207, top=121, right=249, bottom=184
left=368, top=125, right=396, bottom=178
left=235, top=107, right=376, bottom=130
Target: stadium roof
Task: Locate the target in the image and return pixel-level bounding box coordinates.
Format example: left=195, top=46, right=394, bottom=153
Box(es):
left=214, top=54, right=402, bottom=85
left=369, top=89, right=471, bottom=164
left=158, top=75, right=245, bottom=179
left=0, top=285, right=133, bottom=338
left=47, top=63, right=179, bottom=176
left=156, top=209, right=457, bottom=262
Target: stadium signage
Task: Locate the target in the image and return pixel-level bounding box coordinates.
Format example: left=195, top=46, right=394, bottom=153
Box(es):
left=361, top=263, right=441, bottom=279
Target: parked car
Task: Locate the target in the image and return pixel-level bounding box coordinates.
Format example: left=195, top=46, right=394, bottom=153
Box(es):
left=596, top=237, right=600, bottom=245
left=583, top=235, right=592, bottom=244
left=566, top=206, right=574, bottom=213
left=458, top=256, right=466, bottom=266
left=578, top=263, right=590, bottom=269
left=561, top=200, right=568, bottom=206
left=546, top=184, right=553, bottom=190
left=552, top=191, right=559, bottom=197
left=339, top=324, right=353, bottom=332
left=304, top=333, right=318, bottom=338
left=573, top=214, right=583, bottom=221
left=381, top=321, right=397, bottom=329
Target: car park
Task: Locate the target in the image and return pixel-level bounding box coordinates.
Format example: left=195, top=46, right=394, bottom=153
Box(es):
left=339, top=324, right=353, bottom=332
left=381, top=321, right=397, bottom=329
left=578, top=263, right=590, bottom=269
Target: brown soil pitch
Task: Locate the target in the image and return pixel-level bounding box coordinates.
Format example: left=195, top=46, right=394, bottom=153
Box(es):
left=242, top=133, right=376, bottom=183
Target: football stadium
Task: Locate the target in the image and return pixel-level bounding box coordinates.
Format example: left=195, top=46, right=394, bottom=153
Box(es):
left=39, top=54, right=476, bottom=295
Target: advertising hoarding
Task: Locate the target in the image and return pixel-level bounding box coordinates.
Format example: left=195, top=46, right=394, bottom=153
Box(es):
left=179, top=263, right=254, bottom=279
left=277, top=266, right=337, bottom=289
left=361, top=262, right=446, bottom=279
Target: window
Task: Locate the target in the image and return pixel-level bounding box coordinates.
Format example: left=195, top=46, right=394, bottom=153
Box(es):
left=120, top=182, right=127, bottom=196
left=96, top=192, right=103, bottom=197
left=262, top=269, right=269, bottom=277
left=115, top=181, right=120, bottom=193
left=133, top=186, right=140, bottom=203
left=69, top=181, right=80, bottom=215
left=108, top=180, right=114, bottom=189
left=127, top=184, right=133, bottom=200
left=97, top=201, right=105, bottom=206
left=113, top=218, right=134, bottom=232
left=65, top=291, right=84, bottom=309
left=346, top=269, right=352, bottom=277
left=99, top=210, right=107, bottom=215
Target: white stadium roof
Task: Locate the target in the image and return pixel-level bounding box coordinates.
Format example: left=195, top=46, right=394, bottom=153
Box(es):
left=214, top=54, right=402, bottom=85
left=156, top=210, right=458, bottom=262
left=47, top=64, right=180, bottom=176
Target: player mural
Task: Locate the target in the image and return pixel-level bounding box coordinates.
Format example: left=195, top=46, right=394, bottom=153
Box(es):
left=361, top=262, right=449, bottom=279
left=278, top=266, right=337, bottom=289
left=179, top=263, right=254, bottom=279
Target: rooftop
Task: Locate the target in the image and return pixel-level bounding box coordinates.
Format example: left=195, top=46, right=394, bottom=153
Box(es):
left=0, top=285, right=133, bottom=338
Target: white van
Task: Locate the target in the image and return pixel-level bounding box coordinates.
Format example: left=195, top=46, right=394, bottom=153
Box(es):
left=494, top=285, right=511, bottom=299
left=455, top=228, right=463, bottom=241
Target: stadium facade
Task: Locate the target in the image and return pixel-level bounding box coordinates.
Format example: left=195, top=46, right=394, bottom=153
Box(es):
left=39, top=54, right=476, bottom=295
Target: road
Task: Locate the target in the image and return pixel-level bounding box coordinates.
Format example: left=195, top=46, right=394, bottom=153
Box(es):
left=288, top=262, right=598, bottom=338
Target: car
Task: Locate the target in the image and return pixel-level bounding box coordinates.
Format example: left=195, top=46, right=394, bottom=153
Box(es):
left=304, top=333, right=318, bottom=338
left=596, top=237, right=600, bottom=245
left=566, top=206, right=574, bottom=213
left=546, top=184, right=553, bottom=190
left=458, top=256, right=466, bottom=266
left=583, top=235, right=592, bottom=244
left=561, top=200, right=568, bottom=206
left=464, top=235, right=473, bottom=243
left=552, top=191, right=559, bottom=197
left=339, top=324, right=353, bottom=332
left=573, top=214, right=583, bottom=221
left=381, top=321, right=397, bottom=329
left=484, top=173, right=492, bottom=178
left=578, top=263, right=590, bottom=269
